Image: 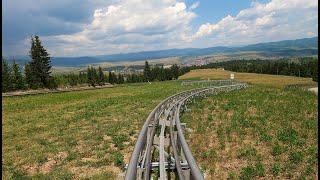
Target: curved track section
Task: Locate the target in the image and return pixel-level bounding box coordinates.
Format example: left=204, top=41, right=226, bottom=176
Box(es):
left=125, top=81, right=248, bottom=180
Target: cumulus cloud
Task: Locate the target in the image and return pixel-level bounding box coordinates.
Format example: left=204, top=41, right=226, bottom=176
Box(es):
left=189, top=1, right=199, bottom=10
left=43, top=0, right=196, bottom=56
left=191, top=0, right=318, bottom=46
left=2, top=0, right=111, bottom=56
left=3, top=0, right=318, bottom=57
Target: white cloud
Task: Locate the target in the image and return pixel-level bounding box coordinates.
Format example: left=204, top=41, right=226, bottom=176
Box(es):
left=191, top=0, right=318, bottom=46
left=42, top=0, right=196, bottom=56
left=39, top=0, right=318, bottom=56
left=189, top=1, right=199, bottom=10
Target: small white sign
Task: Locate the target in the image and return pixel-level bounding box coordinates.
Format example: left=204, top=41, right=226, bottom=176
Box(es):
left=230, top=73, right=234, bottom=80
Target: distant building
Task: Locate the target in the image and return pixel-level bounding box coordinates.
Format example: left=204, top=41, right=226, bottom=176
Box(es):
left=163, top=65, right=172, bottom=69
left=187, top=58, right=209, bottom=66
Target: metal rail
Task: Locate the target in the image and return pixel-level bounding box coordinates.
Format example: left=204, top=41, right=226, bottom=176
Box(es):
left=181, top=79, right=237, bottom=87
left=125, top=80, right=248, bottom=180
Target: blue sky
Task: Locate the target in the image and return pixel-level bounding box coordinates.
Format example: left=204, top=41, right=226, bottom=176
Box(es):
left=2, top=0, right=318, bottom=57
left=188, top=1, right=263, bottom=28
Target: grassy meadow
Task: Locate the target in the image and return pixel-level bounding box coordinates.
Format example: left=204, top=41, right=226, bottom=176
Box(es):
left=2, top=68, right=318, bottom=179
left=180, top=69, right=318, bottom=179
left=2, top=81, right=196, bottom=179
left=179, top=69, right=317, bottom=88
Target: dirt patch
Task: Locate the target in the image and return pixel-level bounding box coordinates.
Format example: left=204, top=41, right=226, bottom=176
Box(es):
left=123, top=151, right=132, bottom=164
left=23, top=151, right=68, bottom=175
left=75, top=140, right=87, bottom=153
left=23, top=165, right=38, bottom=175
left=69, top=165, right=121, bottom=179
left=247, top=106, right=257, bottom=116
left=81, top=157, right=99, bottom=162
left=70, top=166, right=101, bottom=178
left=105, top=165, right=121, bottom=174
left=226, top=110, right=234, bottom=119
left=39, top=159, right=57, bottom=174
left=40, top=151, right=68, bottom=174
left=103, top=135, right=112, bottom=141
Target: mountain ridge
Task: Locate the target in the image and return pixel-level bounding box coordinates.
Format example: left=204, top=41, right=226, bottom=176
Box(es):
left=6, top=37, right=318, bottom=67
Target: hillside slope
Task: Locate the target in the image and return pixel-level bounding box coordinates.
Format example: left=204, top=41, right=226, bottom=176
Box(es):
left=7, top=37, right=318, bottom=67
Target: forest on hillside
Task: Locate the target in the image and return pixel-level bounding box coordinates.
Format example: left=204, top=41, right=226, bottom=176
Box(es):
left=183, top=57, right=318, bottom=82
left=2, top=35, right=318, bottom=93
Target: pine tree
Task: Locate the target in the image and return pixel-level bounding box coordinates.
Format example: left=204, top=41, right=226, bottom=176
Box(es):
left=170, top=64, right=180, bottom=80
left=87, top=66, right=99, bottom=87
left=144, top=61, right=151, bottom=82
left=24, top=63, right=34, bottom=89
left=87, top=66, right=93, bottom=87
left=28, top=35, right=53, bottom=89
left=79, top=71, right=87, bottom=84
left=92, top=67, right=98, bottom=86
left=118, top=74, right=124, bottom=84
left=108, top=71, right=114, bottom=84
left=12, top=60, right=25, bottom=90
left=98, top=66, right=105, bottom=85
left=2, top=58, right=12, bottom=92
left=113, top=72, right=118, bottom=84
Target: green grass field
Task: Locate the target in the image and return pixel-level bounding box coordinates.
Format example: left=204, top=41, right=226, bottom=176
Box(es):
left=2, top=81, right=196, bottom=179
left=2, top=69, right=318, bottom=179
left=182, top=85, right=318, bottom=179
left=180, top=69, right=318, bottom=179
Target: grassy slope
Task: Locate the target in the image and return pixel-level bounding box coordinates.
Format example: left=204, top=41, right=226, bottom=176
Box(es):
left=2, top=69, right=318, bottom=179
left=2, top=81, right=195, bottom=179
left=180, top=69, right=318, bottom=179
left=179, top=69, right=317, bottom=88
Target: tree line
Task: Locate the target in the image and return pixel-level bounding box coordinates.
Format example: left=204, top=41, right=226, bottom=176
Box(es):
left=2, top=36, right=185, bottom=92
left=2, top=60, right=184, bottom=93
left=52, top=61, right=182, bottom=87
left=143, top=61, right=180, bottom=82
left=202, top=58, right=318, bottom=82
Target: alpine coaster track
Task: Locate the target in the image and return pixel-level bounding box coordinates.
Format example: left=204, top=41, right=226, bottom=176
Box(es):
left=125, top=80, right=248, bottom=180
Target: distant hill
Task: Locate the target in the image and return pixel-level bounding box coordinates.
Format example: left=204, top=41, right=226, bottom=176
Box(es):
left=6, top=37, right=318, bottom=67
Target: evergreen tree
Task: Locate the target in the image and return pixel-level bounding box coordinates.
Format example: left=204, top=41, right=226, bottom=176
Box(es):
left=92, top=67, right=98, bottom=86
left=144, top=61, right=151, bottom=82
left=108, top=71, right=113, bottom=84
left=109, top=71, right=117, bottom=84
left=87, top=66, right=94, bottom=87
left=28, top=35, right=53, bottom=88
left=170, top=64, right=180, bottom=79
left=117, top=74, right=124, bottom=84
left=87, top=66, right=99, bottom=86
left=2, top=58, right=12, bottom=92
left=165, top=68, right=173, bottom=80
left=113, top=72, right=118, bottom=84
left=12, top=60, right=25, bottom=90
left=98, top=66, right=105, bottom=85
left=24, top=63, right=34, bottom=89
left=79, top=71, right=87, bottom=84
